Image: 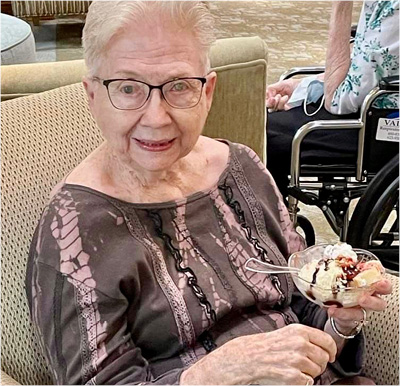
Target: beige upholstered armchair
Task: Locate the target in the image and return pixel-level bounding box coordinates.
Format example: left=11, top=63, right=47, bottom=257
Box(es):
left=1, top=36, right=399, bottom=385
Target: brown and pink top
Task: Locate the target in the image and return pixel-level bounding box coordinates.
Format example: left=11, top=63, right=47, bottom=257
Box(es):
left=26, top=141, right=364, bottom=385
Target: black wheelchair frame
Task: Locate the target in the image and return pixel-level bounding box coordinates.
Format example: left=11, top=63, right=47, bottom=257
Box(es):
left=279, top=68, right=399, bottom=271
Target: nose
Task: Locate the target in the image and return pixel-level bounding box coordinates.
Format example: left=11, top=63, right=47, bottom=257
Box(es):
left=139, top=89, right=172, bottom=128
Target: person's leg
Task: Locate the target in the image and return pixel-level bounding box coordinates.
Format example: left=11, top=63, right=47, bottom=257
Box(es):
left=266, top=99, right=359, bottom=198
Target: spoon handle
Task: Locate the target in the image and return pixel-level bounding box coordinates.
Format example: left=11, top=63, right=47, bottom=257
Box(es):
left=245, top=258, right=300, bottom=275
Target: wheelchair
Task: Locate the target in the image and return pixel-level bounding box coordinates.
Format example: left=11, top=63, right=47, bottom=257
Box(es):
left=277, top=68, right=399, bottom=272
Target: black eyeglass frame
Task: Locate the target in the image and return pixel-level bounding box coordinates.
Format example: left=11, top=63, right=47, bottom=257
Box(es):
left=92, top=76, right=208, bottom=110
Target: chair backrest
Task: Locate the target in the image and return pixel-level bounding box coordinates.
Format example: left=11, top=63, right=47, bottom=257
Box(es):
left=1, top=36, right=267, bottom=385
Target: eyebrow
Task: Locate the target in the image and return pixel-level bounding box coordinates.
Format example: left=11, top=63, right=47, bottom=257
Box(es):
left=113, top=71, right=194, bottom=81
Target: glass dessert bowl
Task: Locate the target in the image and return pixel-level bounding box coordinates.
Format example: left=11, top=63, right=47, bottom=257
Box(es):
left=288, top=243, right=385, bottom=308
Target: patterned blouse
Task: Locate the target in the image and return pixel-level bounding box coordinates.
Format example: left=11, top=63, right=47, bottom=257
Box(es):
left=26, top=141, right=364, bottom=385
left=331, top=0, right=399, bottom=114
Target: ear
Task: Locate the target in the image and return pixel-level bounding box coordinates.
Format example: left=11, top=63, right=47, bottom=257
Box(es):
left=82, top=76, right=96, bottom=113
left=204, top=71, right=217, bottom=112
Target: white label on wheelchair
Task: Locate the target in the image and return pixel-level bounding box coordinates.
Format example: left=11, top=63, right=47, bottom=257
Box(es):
left=376, top=118, right=399, bottom=142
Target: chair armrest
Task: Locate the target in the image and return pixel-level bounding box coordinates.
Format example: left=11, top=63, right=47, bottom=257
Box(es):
left=1, top=59, right=86, bottom=101
left=1, top=370, right=20, bottom=385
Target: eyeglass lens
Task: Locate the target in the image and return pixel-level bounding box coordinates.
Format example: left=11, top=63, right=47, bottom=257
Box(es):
left=107, top=78, right=204, bottom=110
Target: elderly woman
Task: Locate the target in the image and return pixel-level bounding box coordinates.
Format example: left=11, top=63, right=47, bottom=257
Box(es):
left=26, top=1, right=391, bottom=385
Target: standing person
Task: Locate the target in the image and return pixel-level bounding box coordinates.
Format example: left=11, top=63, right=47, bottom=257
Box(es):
left=266, top=0, right=399, bottom=197
left=26, top=1, right=391, bottom=385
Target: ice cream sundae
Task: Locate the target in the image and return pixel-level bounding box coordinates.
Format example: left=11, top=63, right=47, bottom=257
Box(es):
left=290, top=243, right=384, bottom=308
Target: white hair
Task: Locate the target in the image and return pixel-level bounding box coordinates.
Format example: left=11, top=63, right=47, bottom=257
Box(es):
left=82, top=1, right=216, bottom=76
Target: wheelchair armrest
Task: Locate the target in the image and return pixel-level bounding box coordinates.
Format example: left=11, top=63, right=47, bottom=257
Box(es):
left=289, top=119, right=363, bottom=186
left=379, top=76, right=399, bottom=92
left=279, top=66, right=325, bottom=81
left=349, top=24, right=357, bottom=44
left=350, top=24, right=357, bottom=39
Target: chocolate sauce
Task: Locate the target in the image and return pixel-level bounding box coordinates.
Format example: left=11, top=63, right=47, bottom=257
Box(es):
left=331, top=285, right=339, bottom=299
left=306, top=290, right=316, bottom=300
left=316, top=258, right=330, bottom=271
left=323, top=300, right=343, bottom=307
left=311, top=266, right=320, bottom=285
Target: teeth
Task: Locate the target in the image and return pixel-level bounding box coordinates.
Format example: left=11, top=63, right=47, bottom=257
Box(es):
left=140, top=140, right=171, bottom=146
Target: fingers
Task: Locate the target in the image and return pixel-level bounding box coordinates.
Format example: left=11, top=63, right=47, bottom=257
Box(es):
left=266, top=94, right=289, bottom=111
left=359, top=293, right=387, bottom=312
left=266, top=85, right=277, bottom=98
left=287, top=324, right=337, bottom=363
left=284, top=102, right=293, bottom=111
left=290, top=353, right=322, bottom=379
left=305, top=341, right=331, bottom=373
left=303, top=327, right=337, bottom=363
left=277, top=94, right=289, bottom=110
left=372, top=278, right=392, bottom=295
left=328, top=305, right=367, bottom=322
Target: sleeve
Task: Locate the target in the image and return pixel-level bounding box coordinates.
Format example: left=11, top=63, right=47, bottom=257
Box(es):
left=26, top=223, right=185, bottom=385
left=330, top=2, right=400, bottom=115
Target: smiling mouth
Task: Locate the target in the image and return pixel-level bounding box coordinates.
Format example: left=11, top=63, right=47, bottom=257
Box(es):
left=134, top=138, right=176, bottom=152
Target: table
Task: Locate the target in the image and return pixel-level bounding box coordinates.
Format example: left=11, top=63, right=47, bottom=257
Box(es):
left=1, top=13, right=37, bottom=65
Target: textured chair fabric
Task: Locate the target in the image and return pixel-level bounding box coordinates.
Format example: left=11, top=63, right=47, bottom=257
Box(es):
left=11, top=1, right=90, bottom=17
left=1, top=37, right=267, bottom=385
left=1, top=85, right=102, bottom=385
left=363, top=273, right=399, bottom=385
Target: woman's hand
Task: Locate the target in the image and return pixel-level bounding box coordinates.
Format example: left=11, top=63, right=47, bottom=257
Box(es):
left=266, top=78, right=301, bottom=111
left=327, top=279, right=392, bottom=335
left=180, top=324, right=337, bottom=385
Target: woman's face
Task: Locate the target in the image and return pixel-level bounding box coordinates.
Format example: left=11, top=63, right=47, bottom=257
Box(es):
left=84, top=20, right=216, bottom=174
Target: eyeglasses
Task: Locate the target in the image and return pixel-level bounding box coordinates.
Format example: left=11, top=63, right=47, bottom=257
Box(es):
left=92, top=76, right=207, bottom=110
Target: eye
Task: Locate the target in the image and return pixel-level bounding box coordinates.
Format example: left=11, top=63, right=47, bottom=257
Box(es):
left=121, top=85, right=134, bottom=94
left=170, top=81, right=189, bottom=92
left=115, top=81, right=142, bottom=95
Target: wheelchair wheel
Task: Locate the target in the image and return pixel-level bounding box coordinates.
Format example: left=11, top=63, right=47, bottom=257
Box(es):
left=296, top=215, right=316, bottom=247
left=347, top=156, right=399, bottom=271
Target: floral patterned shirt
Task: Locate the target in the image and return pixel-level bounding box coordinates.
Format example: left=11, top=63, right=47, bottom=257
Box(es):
left=331, top=0, right=399, bottom=114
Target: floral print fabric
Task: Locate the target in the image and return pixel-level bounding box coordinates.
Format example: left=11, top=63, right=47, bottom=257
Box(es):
left=331, top=0, right=399, bottom=114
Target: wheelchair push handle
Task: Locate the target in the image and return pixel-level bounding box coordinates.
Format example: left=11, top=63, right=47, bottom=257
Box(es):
left=379, top=76, right=399, bottom=92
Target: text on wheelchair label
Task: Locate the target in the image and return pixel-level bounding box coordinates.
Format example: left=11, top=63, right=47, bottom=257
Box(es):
left=376, top=118, right=399, bottom=143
